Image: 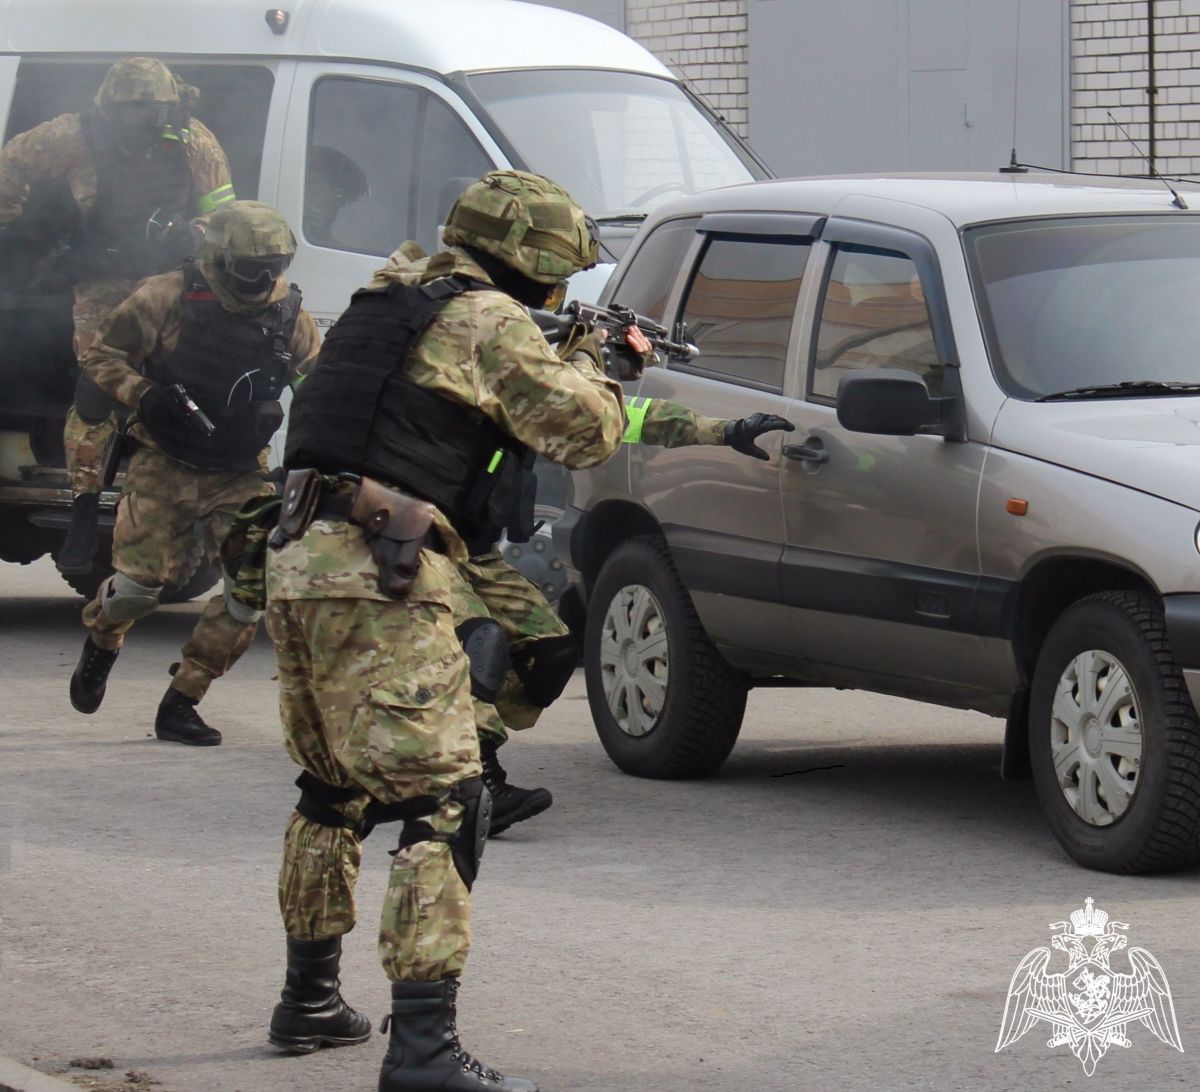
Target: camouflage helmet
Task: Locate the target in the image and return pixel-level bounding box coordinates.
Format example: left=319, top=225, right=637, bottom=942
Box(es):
left=200, top=200, right=297, bottom=264
left=443, top=170, right=598, bottom=284
left=95, top=57, right=179, bottom=107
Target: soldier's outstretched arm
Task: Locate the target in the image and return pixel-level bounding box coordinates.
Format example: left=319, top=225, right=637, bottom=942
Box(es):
left=469, top=294, right=626, bottom=470
left=629, top=399, right=794, bottom=458
left=80, top=279, right=176, bottom=407
left=0, top=114, right=86, bottom=227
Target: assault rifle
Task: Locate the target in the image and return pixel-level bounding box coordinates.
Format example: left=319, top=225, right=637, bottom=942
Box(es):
left=532, top=300, right=698, bottom=380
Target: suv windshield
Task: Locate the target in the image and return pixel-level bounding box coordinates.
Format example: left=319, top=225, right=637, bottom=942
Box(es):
left=464, top=69, right=765, bottom=220
left=965, top=215, right=1200, bottom=399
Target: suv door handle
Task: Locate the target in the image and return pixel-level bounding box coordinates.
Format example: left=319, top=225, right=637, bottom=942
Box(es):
left=782, top=442, right=829, bottom=465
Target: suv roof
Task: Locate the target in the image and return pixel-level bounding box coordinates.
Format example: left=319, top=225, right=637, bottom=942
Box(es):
left=654, top=172, right=1200, bottom=227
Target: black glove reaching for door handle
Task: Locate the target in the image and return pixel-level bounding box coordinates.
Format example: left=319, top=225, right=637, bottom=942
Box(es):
left=723, top=413, right=795, bottom=460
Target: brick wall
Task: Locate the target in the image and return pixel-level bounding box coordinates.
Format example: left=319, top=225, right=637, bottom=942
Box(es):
left=623, top=1, right=750, bottom=137
left=1072, top=0, right=1200, bottom=176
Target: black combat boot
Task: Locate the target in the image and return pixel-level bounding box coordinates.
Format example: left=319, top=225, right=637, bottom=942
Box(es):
left=69, top=636, right=120, bottom=714
left=154, top=687, right=221, bottom=746
left=379, top=978, right=538, bottom=1092
left=480, top=739, right=552, bottom=837
left=268, top=936, right=372, bottom=1053
left=56, top=493, right=101, bottom=575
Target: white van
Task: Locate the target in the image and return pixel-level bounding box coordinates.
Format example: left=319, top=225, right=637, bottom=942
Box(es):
left=0, top=0, right=769, bottom=599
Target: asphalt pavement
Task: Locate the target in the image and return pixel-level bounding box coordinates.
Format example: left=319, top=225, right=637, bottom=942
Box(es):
left=1, top=557, right=1197, bottom=1092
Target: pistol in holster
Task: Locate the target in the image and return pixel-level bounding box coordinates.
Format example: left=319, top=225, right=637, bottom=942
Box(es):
left=274, top=469, right=437, bottom=598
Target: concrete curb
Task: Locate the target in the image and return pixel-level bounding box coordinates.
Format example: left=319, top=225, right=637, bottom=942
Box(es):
left=0, top=1056, right=79, bottom=1092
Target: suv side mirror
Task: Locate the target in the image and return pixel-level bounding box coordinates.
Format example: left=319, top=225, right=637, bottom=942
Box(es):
left=836, top=369, right=945, bottom=436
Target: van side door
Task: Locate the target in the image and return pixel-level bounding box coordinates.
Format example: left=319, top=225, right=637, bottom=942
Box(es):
left=276, top=62, right=503, bottom=327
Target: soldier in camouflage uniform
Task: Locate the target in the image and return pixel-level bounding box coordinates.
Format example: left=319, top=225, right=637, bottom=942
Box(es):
left=263, top=171, right=632, bottom=1091
left=67, top=201, right=319, bottom=747
left=370, top=244, right=792, bottom=835
left=0, top=57, right=237, bottom=575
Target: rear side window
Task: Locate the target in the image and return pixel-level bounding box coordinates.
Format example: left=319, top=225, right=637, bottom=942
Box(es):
left=677, top=235, right=810, bottom=392
left=810, top=244, right=942, bottom=401
left=6, top=60, right=274, bottom=200
left=306, top=77, right=491, bottom=255
left=607, top=218, right=697, bottom=322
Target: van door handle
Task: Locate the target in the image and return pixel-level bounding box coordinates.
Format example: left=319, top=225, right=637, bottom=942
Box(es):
left=782, top=441, right=829, bottom=464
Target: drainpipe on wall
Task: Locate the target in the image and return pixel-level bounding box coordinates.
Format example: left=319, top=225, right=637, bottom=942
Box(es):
left=1148, top=0, right=1157, bottom=173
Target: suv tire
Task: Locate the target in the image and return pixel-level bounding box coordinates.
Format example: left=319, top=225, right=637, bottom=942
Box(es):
left=59, top=532, right=219, bottom=605
left=584, top=535, right=747, bottom=778
left=1028, top=590, right=1200, bottom=873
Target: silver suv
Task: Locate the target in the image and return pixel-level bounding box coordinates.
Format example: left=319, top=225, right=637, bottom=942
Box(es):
left=555, top=173, right=1200, bottom=875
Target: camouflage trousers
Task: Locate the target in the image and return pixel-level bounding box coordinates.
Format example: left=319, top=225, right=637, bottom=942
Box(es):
left=458, top=548, right=571, bottom=745
left=82, top=444, right=271, bottom=700
left=63, top=277, right=137, bottom=496
left=267, top=526, right=481, bottom=983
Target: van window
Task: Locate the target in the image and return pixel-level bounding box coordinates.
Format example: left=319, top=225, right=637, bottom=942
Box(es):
left=811, top=245, right=942, bottom=401
left=306, top=78, right=491, bottom=256
left=677, top=235, right=810, bottom=392
left=5, top=60, right=274, bottom=200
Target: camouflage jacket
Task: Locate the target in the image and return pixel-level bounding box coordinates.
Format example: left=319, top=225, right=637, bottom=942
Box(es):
left=81, top=267, right=320, bottom=447
left=0, top=112, right=234, bottom=227
left=367, top=245, right=626, bottom=470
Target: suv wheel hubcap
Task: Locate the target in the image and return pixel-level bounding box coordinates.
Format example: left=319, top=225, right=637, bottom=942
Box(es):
left=1049, top=649, right=1142, bottom=826
left=599, top=584, right=668, bottom=737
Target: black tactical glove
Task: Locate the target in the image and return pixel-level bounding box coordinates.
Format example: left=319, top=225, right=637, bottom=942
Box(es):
left=138, top=383, right=190, bottom=434
left=723, top=412, right=795, bottom=460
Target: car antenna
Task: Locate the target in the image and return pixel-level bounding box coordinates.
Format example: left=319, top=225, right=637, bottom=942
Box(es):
left=999, top=0, right=1028, bottom=173
left=1107, top=109, right=1189, bottom=209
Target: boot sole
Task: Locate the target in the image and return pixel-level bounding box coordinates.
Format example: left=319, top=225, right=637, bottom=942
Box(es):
left=69, top=687, right=103, bottom=715
left=56, top=559, right=95, bottom=575
left=489, top=791, right=553, bottom=837
left=154, top=731, right=222, bottom=747
left=268, top=1030, right=372, bottom=1053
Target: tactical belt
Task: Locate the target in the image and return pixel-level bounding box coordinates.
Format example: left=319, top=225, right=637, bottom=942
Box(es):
left=312, top=492, right=446, bottom=554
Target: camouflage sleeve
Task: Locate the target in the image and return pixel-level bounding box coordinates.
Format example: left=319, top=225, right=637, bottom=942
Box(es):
left=626, top=397, right=729, bottom=447
left=287, top=307, right=322, bottom=386
left=0, top=114, right=88, bottom=226
left=469, top=293, right=625, bottom=469
left=81, top=276, right=178, bottom=407
left=183, top=119, right=236, bottom=221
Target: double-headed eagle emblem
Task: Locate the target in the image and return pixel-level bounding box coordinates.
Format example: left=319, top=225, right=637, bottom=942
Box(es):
left=996, top=897, right=1183, bottom=1074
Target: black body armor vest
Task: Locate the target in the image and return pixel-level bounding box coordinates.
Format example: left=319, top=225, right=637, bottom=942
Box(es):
left=285, top=276, right=538, bottom=554
left=80, top=110, right=194, bottom=278
left=145, top=262, right=302, bottom=471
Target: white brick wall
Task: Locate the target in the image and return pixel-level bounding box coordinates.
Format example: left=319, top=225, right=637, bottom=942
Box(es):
left=1072, top=0, right=1200, bottom=175
left=624, top=0, right=750, bottom=136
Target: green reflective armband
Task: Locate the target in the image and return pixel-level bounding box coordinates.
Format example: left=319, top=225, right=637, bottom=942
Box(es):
left=622, top=396, right=650, bottom=444
left=198, top=182, right=236, bottom=215
left=487, top=449, right=504, bottom=473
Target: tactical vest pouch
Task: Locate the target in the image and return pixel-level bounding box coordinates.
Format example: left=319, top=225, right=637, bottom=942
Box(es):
left=349, top=476, right=436, bottom=598
left=277, top=468, right=323, bottom=541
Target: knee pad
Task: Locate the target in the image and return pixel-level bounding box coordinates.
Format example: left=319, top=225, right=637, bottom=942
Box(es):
left=396, top=776, right=492, bottom=891
left=101, top=571, right=162, bottom=622
left=455, top=618, right=509, bottom=704
left=74, top=373, right=115, bottom=426
left=513, top=633, right=578, bottom=708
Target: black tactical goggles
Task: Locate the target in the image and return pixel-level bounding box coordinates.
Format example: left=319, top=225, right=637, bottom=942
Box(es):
left=225, top=255, right=291, bottom=287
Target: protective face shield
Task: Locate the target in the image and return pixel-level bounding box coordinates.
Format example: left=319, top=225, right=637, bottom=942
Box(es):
left=109, top=101, right=172, bottom=153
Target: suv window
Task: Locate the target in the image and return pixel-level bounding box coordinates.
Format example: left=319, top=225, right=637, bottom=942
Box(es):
left=306, top=77, right=491, bottom=256
left=677, top=235, right=810, bottom=392
left=608, top=218, right=697, bottom=322
left=811, top=244, right=942, bottom=400
left=6, top=60, right=274, bottom=200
